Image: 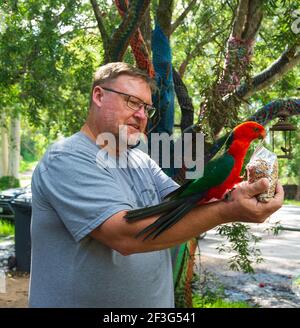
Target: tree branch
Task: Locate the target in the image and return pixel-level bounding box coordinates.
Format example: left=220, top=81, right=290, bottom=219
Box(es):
left=170, top=0, right=197, bottom=35
left=232, top=0, right=249, bottom=38
left=246, top=99, right=300, bottom=125
left=89, top=0, right=110, bottom=62
left=139, top=5, right=152, bottom=53
left=110, top=0, right=151, bottom=61
left=241, top=0, right=263, bottom=40
left=156, top=0, right=174, bottom=38
left=60, top=25, right=99, bottom=38
left=179, top=28, right=226, bottom=77
left=52, top=0, right=75, bottom=26
left=214, top=0, right=260, bottom=99
left=172, top=67, right=194, bottom=131
left=236, top=45, right=300, bottom=99
left=114, top=0, right=154, bottom=76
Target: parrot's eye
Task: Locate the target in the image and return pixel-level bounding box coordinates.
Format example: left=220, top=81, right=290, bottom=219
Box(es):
left=254, top=127, right=260, bottom=132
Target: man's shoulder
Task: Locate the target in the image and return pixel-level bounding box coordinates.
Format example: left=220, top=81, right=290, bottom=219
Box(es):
left=50, top=132, right=89, bottom=151
left=35, top=132, right=98, bottom=172
left=45, top=132, right=97, bottom=158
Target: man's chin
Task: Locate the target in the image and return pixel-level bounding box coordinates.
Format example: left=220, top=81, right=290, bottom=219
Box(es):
left=118, top=125, right=146, bottom=148
left=127, top=134, right=141, bottom=147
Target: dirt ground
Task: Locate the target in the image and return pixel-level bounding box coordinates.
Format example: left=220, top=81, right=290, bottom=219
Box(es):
left=0, top=272, right=29, bottom=308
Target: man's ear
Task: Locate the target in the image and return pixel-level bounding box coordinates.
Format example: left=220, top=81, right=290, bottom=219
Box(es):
left=92, top=86, right=104, bottom=108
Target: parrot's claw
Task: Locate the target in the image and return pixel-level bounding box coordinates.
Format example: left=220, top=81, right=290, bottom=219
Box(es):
left=224, top=187, right=236, bottom=202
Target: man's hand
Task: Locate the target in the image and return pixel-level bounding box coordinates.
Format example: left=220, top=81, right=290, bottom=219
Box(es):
left=223, top=178, right=284, bottom=224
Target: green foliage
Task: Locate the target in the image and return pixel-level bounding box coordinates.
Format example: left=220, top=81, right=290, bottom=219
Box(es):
left=264, top=220, right=282, bottom=237
left=1, top=0, right=299, bottom=138
left=192, top=294, right=252, bottom=308
left=0, top=176, right=20, bottom=191
left=0, top=219, right=15, bottom=237
left=19, top=160, right=38, bottom=174
left=192, top=271, right=252, bottom=308
left=283, top=199, right=300, bottom=206
left=20, top=119, right=54, bottom=160
left=0, top=0, right=102, bottom=134
left=216, top=223, right=263, bottom=273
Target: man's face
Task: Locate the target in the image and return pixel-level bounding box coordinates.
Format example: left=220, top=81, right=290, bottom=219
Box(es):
left=93, top=74, right=152, bottom=147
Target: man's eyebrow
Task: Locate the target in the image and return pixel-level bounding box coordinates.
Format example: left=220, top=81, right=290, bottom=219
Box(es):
left=130, top=94, right=152, bottom=106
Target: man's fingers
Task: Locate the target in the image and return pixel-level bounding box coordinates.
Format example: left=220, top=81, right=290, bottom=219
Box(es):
left=247, top=178, right=269, bottom=197
left=275, top=180, right=283, bottom=193
left=274, top=181, right=284, bottom=203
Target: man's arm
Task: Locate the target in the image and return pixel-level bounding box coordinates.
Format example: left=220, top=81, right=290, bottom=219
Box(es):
left=90, top=178, right=284, bottom=255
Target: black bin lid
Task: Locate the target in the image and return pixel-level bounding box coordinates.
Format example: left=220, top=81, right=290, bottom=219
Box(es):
left=11, top=188, right=32, bottom=208
left=0, top=186, right=28, bottom=200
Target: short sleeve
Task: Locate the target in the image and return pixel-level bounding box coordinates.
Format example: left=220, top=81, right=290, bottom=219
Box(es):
left=148, top=157, right=179, bottom=199
left=34, top=152, right=133, bottom=242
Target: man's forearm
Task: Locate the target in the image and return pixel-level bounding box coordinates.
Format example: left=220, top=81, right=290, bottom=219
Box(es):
left=125, top=200, right=230, bottom=253
left=93, top=179, right=284, bottom=255
left=93, top=200, right=231, bottom=255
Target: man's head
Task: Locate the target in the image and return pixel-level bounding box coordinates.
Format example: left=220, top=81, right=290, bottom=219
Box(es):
left=90, top=62, right=156, bottom=105
left=87, top=62, right=156, bottom=147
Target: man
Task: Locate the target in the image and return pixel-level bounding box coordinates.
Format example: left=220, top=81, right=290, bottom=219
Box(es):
left=29, top=62, right=284, bottom=308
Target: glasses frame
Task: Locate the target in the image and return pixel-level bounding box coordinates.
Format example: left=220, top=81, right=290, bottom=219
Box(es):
left=101, top=86, right=156, bottom=118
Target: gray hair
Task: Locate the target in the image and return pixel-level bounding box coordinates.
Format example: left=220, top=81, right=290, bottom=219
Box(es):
left=89, top=62, right=156, bottom=107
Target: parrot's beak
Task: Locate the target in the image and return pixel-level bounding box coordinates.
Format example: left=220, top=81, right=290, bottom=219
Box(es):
left=259, top=130, right=266, bottom=140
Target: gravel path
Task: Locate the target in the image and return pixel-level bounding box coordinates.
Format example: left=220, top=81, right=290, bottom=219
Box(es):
left=0, top=236, right=15, bottom=272
left=197, top=205, right=300, bottom=308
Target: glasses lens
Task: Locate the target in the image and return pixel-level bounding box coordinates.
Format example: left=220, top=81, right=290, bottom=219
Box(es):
left=127, top=97, right=140, bottom=111
left=127, top=96, right=156, bottom=118
left=146, top=106, right=156, bottom=118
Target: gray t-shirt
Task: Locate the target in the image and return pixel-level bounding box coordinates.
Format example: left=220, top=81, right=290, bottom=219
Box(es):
left=29, top=132, right=179, bottom=308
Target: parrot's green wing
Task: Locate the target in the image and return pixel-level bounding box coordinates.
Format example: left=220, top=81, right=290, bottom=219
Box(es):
left=166, top=133, right=235, bottom=200
left=178, top=151, right=235, bottom=198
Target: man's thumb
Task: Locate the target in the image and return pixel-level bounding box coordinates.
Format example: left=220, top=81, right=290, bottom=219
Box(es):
left=247, top=178, right=269, bottom=197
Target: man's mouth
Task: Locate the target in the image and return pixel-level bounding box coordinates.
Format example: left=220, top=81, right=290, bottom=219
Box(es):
left=127, top=123, right=140, bottom=131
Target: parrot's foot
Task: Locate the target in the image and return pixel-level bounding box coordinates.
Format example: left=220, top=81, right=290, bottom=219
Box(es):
left=224, top=187, right=236, bottom=202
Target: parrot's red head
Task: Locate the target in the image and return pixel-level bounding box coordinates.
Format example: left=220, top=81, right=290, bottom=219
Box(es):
left=232, top=121, right=266, bottom=142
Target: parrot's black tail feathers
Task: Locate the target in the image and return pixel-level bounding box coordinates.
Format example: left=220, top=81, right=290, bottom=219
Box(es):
left=124, top=198, right=187, bottom=221
left=163, top=180, right=193, bottom=200
left=136, top=195, right=200, bottom=240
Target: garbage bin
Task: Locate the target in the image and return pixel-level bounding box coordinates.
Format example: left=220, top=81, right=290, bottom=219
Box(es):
left=0, top=186, right=27, bottom=220
left=10, top=190, right=32, bottom=273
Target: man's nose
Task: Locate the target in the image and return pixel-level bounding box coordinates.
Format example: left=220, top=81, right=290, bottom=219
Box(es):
left=133, top=106, right=147, bottom=119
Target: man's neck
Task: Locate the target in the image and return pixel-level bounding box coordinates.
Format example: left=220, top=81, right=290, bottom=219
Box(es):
left=81, top=123, right=97, bottom=142
left=81, top=123, right=125, bottom=157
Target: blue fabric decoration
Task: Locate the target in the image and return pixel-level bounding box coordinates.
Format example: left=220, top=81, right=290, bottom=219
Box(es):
left=150, top=23, right=175, bottom=135
left=149, top=24, right=175, bottom=177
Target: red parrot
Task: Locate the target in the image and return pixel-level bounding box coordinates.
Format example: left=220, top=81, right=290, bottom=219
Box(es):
left=125, top=121, right=266, bottom=239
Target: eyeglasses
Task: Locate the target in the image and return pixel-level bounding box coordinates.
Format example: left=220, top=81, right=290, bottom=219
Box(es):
left=101, top=87, right=156, bottom=118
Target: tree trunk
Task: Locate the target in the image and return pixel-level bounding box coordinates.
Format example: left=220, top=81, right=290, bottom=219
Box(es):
left=139, top=5, right=152, bottom=53
left=8, top=114, right=21, bottom=179
left=157, top=0, right=174, bottom=37
left=0, top=112, right=9, bottom=177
